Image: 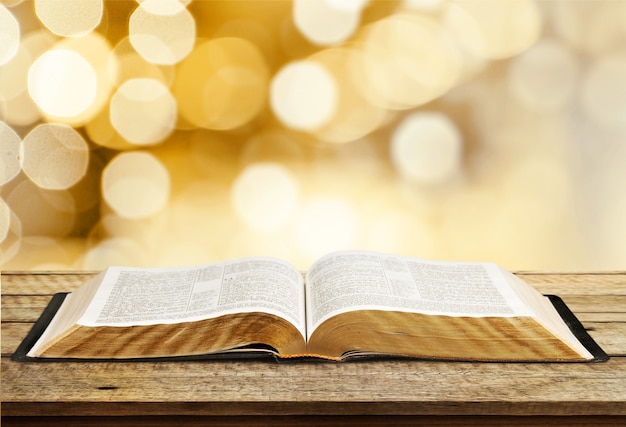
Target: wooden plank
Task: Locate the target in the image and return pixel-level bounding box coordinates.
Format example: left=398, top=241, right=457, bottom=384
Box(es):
left=1, top=296, right=54, bottom=322
left=1, top=295, right=55, bottom=308
left=576, top=312, right=626, bottom=322
left=527, top=280, right=626, bottom=296
left=2, top=323, right=34, bottom=356
left=1, top=272, right=98, bottom=295
left=517, top=271, right=626, bottom=284
left=2, top=356, right=626, bottom=417
left=551, top=295, right=626, bottom=314
left=2, top=415, right=626, bottom=427
left=585, top=323, right=626, bottom=356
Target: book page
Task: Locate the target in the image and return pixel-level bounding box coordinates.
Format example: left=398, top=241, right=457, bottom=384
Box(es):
left=305, top=251, right=533, bottom=340
left=78, top=257, right=306, bottom=339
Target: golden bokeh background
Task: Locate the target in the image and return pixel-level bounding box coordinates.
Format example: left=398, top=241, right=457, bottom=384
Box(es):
left=1, top=0, right=625, bottom=271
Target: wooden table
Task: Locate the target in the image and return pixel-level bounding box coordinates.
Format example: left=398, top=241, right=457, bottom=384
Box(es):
left=2, top=271, right=626, bottom=426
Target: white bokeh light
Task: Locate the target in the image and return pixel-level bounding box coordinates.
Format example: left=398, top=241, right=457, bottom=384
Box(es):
left=293, top=0, right=364, bottom=46
left=110, top=78, right=177, bottom=145
left=231, top=163, right=299, bottom=233
left=129, top=0, right=196, bottom=65
left=28, top=49, right=97, bottom=118
left=391, top=112, right=462, bottom=185
left=102, top=151, right=170, bottom=219
left=34, top=0, right=103, bottom=37
left=22, top=124, right=90, bottom=190
left=270, top=60, right=338, bottom=131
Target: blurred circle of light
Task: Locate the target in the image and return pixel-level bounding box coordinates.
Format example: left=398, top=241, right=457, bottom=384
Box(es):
left=28, top=49, right=97, bottom=118
left=0, top=4, right=19, bottom=66
left=231, top=163, right=299, bottom=233
left=34, top=0, right=103, bottom=37
left=295, top=197, right=359, bottom=261
left=129, top=0, right=196, bottom=65
left=22, top=124, right=90, bottom=190
left=102, top=151, right=170, bottom=219
left=270, top=60, right=338, bottom=131
left=507, top=39, right=579, bottom=111
left=444, top=0, right=541, bottom=60
left=353, top=13, right=461, bottom=110
left=174, top=37, right=269, bottom=130
left=581, top=53, right=626, bottom=130
left=110, top=78, right=177, bottom=145
left=47, top=33, right=115, bottom=126
left=390, top=112, right=462, bottom=185
left=293, top=0, right=365, bottom=46
left=0, top=122, right=21, bottom=186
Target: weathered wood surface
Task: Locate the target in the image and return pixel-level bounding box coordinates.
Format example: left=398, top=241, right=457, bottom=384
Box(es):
left=2, top=271, right=625, bottom=422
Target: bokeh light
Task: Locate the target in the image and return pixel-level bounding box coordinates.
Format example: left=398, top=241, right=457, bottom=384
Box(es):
left=110, top=78, right=177, bottom=145
left=270, top=60, right=338, bottom=131
left=129, top=0, right=196, bottom=65
left=21, top=123, right=90, bottom=190
left=390, top=112, right=462, bottom=186
left=101, top=151, right=170, bottom=219
left=231, top=163, right=299, bottom=233
left=34, top=0, right=102, bottom=37
left=2, top=0, right=626, bottom=271
left=293, top=0, right=364, bottom=46
left=28, top=49, right=97, bottom=118
left=41, top=32, right=115, bottom=125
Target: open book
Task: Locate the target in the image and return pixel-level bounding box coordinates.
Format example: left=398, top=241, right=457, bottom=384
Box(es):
left=16, top=251, right=608, bottom=362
